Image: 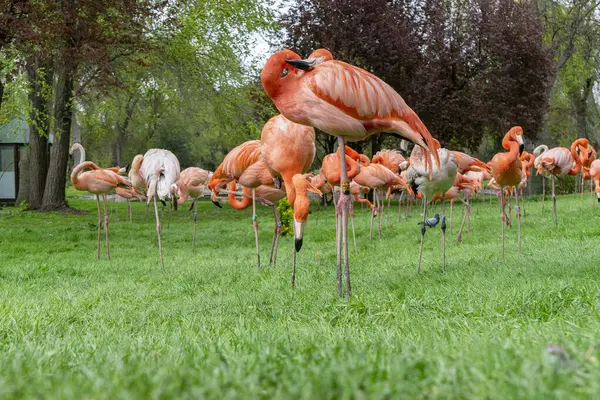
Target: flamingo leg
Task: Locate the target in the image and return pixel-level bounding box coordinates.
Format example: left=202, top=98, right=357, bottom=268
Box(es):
left=103, top=194, right=111, bottom=261
left=521, top=188, right=526, bottom=217
left=398, top=191, right=404, bottom=222
left=192, top=199, right=198, bottom=252
left=449, top=199, right=453, bottom=233
left=516, top=189, right=521, bottom=255
left=417, top=197, right=428, bottom=274
left=145, top=202, right=149, bottom=218
left=153, top=195, right=165, bottom=271
left=441, top=197, right=446, bottom=272
left=542, top=176, right=545, bottom=213
left=167, top=200, right=172, bottom=229
left=387, top=193, right=391, bottom=227
left=128, top=201, right=132, bottom=223
left=370, top=190, right=376, bottom=240
left=337, top=136, right=351, bottom=297
left=269, top=206, right=280, bottom=266
left=335, top=207, right=342, bottom=296
left=350, top=206, right=357, bottom=255
left=378, top=190, right=383, bottom=238
left=457, top=196, right=470, bottom=243
left=552, top=175, right=557, bottom=227
left=500, top=190, right=505, bottom=259
left=273, top=206, right=281, bottom=266
left=591, top=178, right=595, bottom=208
left=467, top=192, right=472, bottom=233
left=252, top=188, right=260, bottom=271
left=96, top=195, right=101, bottom=261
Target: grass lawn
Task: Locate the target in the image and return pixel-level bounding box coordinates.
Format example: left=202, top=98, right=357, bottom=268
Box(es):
left=1, top=190, right=600, bottom=399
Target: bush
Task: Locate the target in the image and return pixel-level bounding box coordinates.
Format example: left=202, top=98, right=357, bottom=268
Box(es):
left=277, top=198, right=293, bottom=236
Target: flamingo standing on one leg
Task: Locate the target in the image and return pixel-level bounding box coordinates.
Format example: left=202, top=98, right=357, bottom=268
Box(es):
left=208, top=140, right=277, bottom=270
left=260, top=114, right=316, bottom=280
left=173, top=167, right=211, bottom=251
left=130, top=149, right=181, bottom=270
left=405, top=141, right=458, bottom=272
left=262, top=48, right=440, bottom=297
left=535, top=138, right=590, bottom=227
left=489, top=127, right=525, bottom=258
left=70, top=161, right=130, bottom=260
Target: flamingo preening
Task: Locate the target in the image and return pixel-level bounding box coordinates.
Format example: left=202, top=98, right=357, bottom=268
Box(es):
left=535, top=138, right=590, bottom=227
left=130, top=149, right=181, bottom=270
left=489, top=127, right=524, bottom=257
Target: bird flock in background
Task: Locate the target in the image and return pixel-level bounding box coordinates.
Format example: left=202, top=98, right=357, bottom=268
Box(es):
left=69, top=48, right=599, bottom=298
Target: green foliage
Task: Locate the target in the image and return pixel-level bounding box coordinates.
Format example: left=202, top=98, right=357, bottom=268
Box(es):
left=1, top=193, right=600, bottom=397
left=277, top=197, right=293, bottom=236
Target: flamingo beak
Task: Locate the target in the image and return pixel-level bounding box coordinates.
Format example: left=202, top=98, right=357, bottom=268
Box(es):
left=285, top=58, right=316, bottom=71
left=294, top=220, right=304, bottom=252
left=516, top=135, right=524, bottom=155
left=211, top=191, right=222, bottom=208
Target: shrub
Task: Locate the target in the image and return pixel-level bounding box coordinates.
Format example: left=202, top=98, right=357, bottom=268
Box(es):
left=277, top=198, right=293, bottom=236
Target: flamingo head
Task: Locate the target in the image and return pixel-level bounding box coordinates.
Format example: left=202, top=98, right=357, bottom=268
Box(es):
left=261, top=49, right=304, bottom=101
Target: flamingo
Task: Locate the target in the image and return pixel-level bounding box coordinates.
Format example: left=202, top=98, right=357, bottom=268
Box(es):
left=372, top=148, right=408, bottom=218
left=262, top=49, right=440, bottom=297
left=129, top=149, right=181, bottom=270
left=451, top=151, right=490, bottom=174
left=172, top=167, right=211, bottom=250
left=405, top=141, right=458, bottom=272
left=208, top=140, right=277, bottom=270
left=225, top=181, right=287, bottom=266
left=115, top=186, right=145, bottom=222
left=69, top=143, right=127, bottom=175
left=535, top=138, right=590, bottom=226
left=70, top=161, right=130, bottom=261
left=590, top=159, right=600, bottom=203
left=353, top=163, right=412, bottom=240
left=489, top=127, right=525, bottom=257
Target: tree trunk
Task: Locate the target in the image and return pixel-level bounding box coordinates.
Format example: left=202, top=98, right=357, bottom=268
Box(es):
left=26, top=57, right=53, bottom=210
left=41, top=50, right=76, bottom=211
left=15, top=147, right=29, bottom=206
left=574, top=77, right=594, bottom=139
left=0, top=78, right=4, bottom=111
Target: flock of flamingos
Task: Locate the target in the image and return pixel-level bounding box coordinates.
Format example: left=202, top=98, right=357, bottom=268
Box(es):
left=69, top=48, right=600, bottom=297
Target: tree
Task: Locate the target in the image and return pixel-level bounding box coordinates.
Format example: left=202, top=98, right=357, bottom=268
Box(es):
left=282, top=0, right=553, bottom=156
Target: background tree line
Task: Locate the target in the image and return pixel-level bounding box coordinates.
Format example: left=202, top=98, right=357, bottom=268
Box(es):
left=1, top=0, right=599, bottom=210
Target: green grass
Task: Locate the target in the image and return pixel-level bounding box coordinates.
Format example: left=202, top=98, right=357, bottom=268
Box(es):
left=1, top=191, right=600, bottom=399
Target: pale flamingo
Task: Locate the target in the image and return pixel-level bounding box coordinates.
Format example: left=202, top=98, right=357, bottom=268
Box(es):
left=590, top=159, right=600, bottom=203
left=535, top=138, right=590, bottom=226
left=130, top=149, right=181, bottom=270
left=262, top=48, right=440, bottom=297
left=173, top=167, right=211, bottom=250
left=489, top=127, right=525, bottom=257
left=405, top=142, right=458, bottom=272
left=70, top=161, right=130, bottom=260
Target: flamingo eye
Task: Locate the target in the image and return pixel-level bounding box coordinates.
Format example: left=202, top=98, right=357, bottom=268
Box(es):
left=280, top=68, right=289, bottom=78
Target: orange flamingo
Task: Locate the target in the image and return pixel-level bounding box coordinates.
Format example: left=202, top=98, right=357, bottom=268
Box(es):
left=225, top=181, right=287, bottom=265
left=262, top=48, right=440, bottom=297
left=70, top=161, right=130, bottom=261
left=208, top=140, right=276, bottom=270
left=451, top=151, right=490, bottom=175
left=535, top=138, right=590, bottom=226
left=173, top=167, right=211, bottom=250
left=115, top=186, right=145, bottom=222
left=260, top=115, right=315, bottom=253
left=489, top=127, right=525, bottom=257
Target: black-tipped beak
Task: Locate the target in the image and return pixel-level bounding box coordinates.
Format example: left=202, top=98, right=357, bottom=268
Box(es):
left=125, top=163, right=130, bottom=173
left=519, top=144, right=524, bottom=155
left=160, top=200, right=167, bottom=207
left=173, top=199, right=178, bottom=211
left=597, top=197, right=600, bottom=203
left=212, top=200, right=223, bottom=208
left=285, top=59, right=313, bottom=71
left=295, top=238, right=303, bottom=252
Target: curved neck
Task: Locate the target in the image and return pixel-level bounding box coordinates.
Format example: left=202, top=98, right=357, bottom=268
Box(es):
left=569, top=141, right=583, bottom=175
left=227, top=182, right=252, bottom=210
left=177, top=183, right=189, bottom=204
left=72, top=143, right=86, bottom=167
left=70, top=161, right=98, bottom=185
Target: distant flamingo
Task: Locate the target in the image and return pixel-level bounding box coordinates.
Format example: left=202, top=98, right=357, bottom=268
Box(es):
left=130, top=149, right=181, bottom=270
left=70, top=161, right=130, bottom=261
left=225, top=181, right=287, bottom=266
left=405, top=141, right=458, bottom=272
left=173, top=167, right=211, bottom=250
left=262, top=49, right=440, bottom=296
left=451, top=151, right=490, bottom=174
left=518, top=151, right=535, bottom=216
left=208, top=140, right=276, bottom=270
left=353, top=163, right=412, bottom=240
left=489, top=127, right=524, bottom=257
left=70, top=143, right=127, bottom=175
left=115, top=186, right=145, bottom=222
left=535, top=138, right=590, bottom=227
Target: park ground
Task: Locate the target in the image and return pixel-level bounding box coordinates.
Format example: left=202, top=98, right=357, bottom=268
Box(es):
left=1, top=189, right=600, bottom=399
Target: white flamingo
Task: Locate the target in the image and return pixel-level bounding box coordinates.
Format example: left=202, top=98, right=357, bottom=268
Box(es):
left=405, top=142, right=458, bottom=272
left=130, top=149, right=181, bottom=270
